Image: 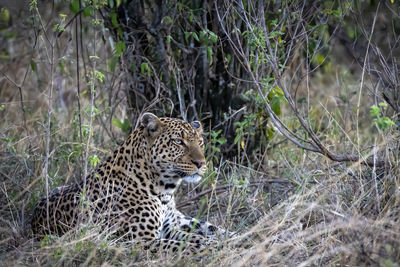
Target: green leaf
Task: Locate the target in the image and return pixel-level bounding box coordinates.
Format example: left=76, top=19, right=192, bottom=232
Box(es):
left=381, top=117, right=395, bottom=129
left=112, top=118, right=131, bottom=132
left=114, top=41, right=126, bottom=57
left=266, top=127, right=275, bottom=139
left=53, top=23, right=60, bottom=32
left=94, top=70, right=105, bottom=83
left=212, top=147, right=221, bottom=152
left=184, top=31, right=190, bottom=43
left=0, top=8, right=10, bottom=22
left=141, top=62, right=150, bottom=76
left=166, top=35, right=172, bottom=44
left=40, top=235, right=50, bottom=248
left=163, top=16, right=173, bottom=24
left=121, top=119, right=131, bottom=133
left=269, top=30, right=284, bottom=39
left=108, top=56, right=119, bottom=72
left=217, top=137, right=227, bottom=144
left=271, top=96, right=281, bottom=115
left=199, top=30, right=206, bottom=42
left=30, top=60, right=36, bottom=71
left=332, top=9, right=342, bottom=19
left=58, top=61, right=65, bottom=74
left=88, top=155, right=100, bottom=167
left=59, top=14, right=67, bottom=20
left=191, top=32, right=199, bottom=42
left=112, top=118, right=122, bottom=128
left=379, top=101, right=388, bottom=109
left=233, top=134, right=241, bottom=145
left=370, top=105, right=380, bottom=118
left=297, top=97, right=306, bottom=103
left=208, top=30, right=218, bottom=43
left=110, top=12, right=118, bottom=28
left=313, top=53, right=325, bottom=65
left=29, top=0, right=37, bottom=12
left=273, top=85, right=284, bottom=97
left=83, top=7, right=93, bottom=17
left=69, top=0, right=80, bottom=14
left=206, top=46, right=213, bottom=64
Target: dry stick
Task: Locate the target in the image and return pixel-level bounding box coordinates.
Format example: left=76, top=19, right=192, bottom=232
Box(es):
left=212, top=106, right=247, bottom=130
left=175, top=69, right=187, bottom=121
left=82, top=15, right=98, bottom=190
left=355, top=2, right=379, bottom=181
left=75, top=11, right=83, bottom=143
left=177, top=178, right=289, bottom=209
left=45, top=40, right=55, bottom=234
left=1, top=73, right=29, bottom=136
left=33, top=5, right=56, bottom=232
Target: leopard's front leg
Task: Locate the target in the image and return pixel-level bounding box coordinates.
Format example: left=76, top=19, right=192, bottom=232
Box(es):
left=174, top=209, right=236, bottom=239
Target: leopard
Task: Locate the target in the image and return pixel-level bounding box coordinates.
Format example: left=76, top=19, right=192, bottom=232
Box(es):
left=31, top=113, right=231, bottom=256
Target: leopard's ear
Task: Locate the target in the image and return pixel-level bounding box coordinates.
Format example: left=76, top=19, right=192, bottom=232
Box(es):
left=191, top=121, right=203, bottom=134
left=141, top=113, right=162, bottom=137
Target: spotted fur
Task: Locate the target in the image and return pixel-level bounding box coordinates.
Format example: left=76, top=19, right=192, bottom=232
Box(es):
left=31, top=113, right=230, bottom=255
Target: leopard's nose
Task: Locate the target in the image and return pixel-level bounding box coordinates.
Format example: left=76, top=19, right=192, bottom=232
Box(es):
left=192, top=160, right=206, bottom=169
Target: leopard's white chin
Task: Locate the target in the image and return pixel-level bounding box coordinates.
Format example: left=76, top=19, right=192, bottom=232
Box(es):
left=183, top=174, right=202, bottom=184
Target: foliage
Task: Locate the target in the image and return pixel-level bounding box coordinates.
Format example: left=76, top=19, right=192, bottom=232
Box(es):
left=370, top=102, right=395, bottom=131
left=204, top=129, right=227, bottom=164
left=111, top=118, right=131, bottom=133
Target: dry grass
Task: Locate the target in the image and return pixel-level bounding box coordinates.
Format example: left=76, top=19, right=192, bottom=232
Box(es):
left=1, top=2, right=400, bottom=267
left=1, top=136, right=399, bottom=266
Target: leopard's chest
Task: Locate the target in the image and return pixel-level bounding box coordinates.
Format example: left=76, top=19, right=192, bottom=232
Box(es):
left=157, top=194, right=179, bottom=238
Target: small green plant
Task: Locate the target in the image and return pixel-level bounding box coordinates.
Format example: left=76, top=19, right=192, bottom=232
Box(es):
left=370, top=102, right=395, bottom=131
left=94, top=70, right=105, bottom=83
left=140, top=62, right=152, bottom=77
left=53, top=13, right=67, bottom=33
left=40, top=234, right=57, bottom=247
left=204, top=129, right=227, bottom=163
left=199, top=29, right=218, bottom=64
left=1, top=135, right=16, bottom=153
left=234, top=113, right=257, bottom=158
left=52, top=247, right=64, bottom=260
left=112, top=118, right=131, bottom=133
left=88, top=154, right=100, bottom=167
left=29, top=0, right=37, bottom=11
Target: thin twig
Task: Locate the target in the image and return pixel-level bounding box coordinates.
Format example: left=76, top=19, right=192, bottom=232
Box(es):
left=177, top=178, right=289, bottom=209
left=75, top=10, right=83, bottom=143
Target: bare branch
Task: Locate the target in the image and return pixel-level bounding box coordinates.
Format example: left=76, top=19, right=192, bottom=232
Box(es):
left=215, top=0, right=389, bottom=167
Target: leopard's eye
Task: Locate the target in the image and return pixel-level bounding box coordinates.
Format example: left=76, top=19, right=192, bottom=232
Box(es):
left=173, top=138, right=185, bottom=146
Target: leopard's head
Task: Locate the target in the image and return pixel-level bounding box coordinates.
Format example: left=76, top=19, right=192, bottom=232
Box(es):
left=140, top=113, right=207, bottom=186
